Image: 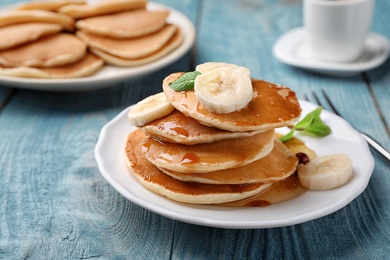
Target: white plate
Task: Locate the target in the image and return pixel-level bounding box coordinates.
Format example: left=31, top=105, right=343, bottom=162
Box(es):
left=273, top=27, right=390, bottom=77
left=95, top=100, right=375, bottom=229
left=0, top=2, right=195, bottom=92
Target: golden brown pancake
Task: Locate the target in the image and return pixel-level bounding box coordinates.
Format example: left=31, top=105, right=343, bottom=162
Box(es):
left=163, top=73, right=302, bottom=132
left=76, top=9, right=170, bottom=38
left=58, top=0, right=147, bottom=19
left=125, top=129, right=272, bottom=204
left=0, top=23, right=62, bottom=51
left=220, top=137, right=315, bottom=207
left=89, top=28, right=183, bottom=67
left=220, top=173, right=307, bottom=207
left=77, top=24, right=177, bottom=59
left=140, top=109, right=265, bottom=145
left=16, top=0, right=86, bottom=11
left=0, top=52, right=104, bottom=78
left=0, top=10, right=75, bottom=31
left=139, top=128, right=275, bottom=174
left=160, top=139, right=298, bottom=184
left=0, top=33, right=86, bottom=68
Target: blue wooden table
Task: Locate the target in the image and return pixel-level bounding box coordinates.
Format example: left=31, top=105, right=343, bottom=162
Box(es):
left=1, top=0, right=390, bottom=259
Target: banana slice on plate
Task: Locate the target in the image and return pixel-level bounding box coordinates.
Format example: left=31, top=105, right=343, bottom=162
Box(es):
left=194, top=64, right=253, bottom=114
left=297, top=153, right=353, bottom=191
left=128, top=92, right=175, bottom=126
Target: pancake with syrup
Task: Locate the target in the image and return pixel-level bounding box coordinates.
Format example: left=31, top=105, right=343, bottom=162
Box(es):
left=0, top=23, right=62, bottom=51
left=140, top=109, right=266, bottom=145
left=58, top=0, right=147, bottom=19
left=76, top=24, right=177, bottom=59
left=139, top=128, right=275, bottom=174
left=76, top=9, right=170, bottom=39
left=125, top=129, right=272, bottom=204
left=88, top=28, right=183, bottom=67
left=163, top=72, right=302, bottom=132
left=0, top=33, right=86, bottom=68
left=159, top=139, right=298, bottom=184
left=0, top=52, right=103, bottom=78
left=0, top=10, right=75, bottom=31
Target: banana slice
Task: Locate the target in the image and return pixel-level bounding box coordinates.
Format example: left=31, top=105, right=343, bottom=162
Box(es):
left=127, top=92, right=175, bottom=126
left=196, top=62, right=250, bottom=77
left=297, top=153, right=353, bottom=191
left=194, top=66, right=253, bottom=114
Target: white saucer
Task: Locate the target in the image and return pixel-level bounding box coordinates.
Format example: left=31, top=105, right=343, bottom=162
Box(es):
left=272, top=27, right=390, bottom=76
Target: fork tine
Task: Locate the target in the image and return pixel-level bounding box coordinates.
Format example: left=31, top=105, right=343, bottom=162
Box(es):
left=303, top=93, right=309, bottom=101
left=321, top=90, right=340, bottom=116
left=311, top=91, right=323, bottom=107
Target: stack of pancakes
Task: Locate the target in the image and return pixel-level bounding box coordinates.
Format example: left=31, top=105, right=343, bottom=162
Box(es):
left=124, top=72, right=307, bottom=206
left=0, top=0, right=182, bottom=78
left=0, top=0, right=104, bottom=78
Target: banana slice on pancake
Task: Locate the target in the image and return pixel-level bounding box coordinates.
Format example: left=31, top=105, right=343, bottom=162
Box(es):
left=89, top=28, right=183, bottom=67
left=76, top=9, right=170, bottom=39
left=0, top=10, right=75, bottom=31
left=0, top=23, right=62, bottom=51
left=139, top=129, right=275, bottom=173
left=125, top=129, right=272, bottom=204
left=0, top=52, right=103, bottom=79
left=163, top=72, right=302, bottom=132
left=58, top=0, right=147, bottom=19
left=0, top=33, right=87, bottom=68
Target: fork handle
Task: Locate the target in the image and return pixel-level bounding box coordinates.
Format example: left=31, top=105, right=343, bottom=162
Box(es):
left=361, top=133, right=390, bottom=161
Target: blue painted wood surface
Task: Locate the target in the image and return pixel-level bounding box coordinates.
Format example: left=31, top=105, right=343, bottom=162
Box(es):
left=0, top=0, right=389, bottom=259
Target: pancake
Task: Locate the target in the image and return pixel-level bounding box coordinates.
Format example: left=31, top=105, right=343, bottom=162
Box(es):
left=140, top=109, right=265, bottom=145
left=0, top=52, right=104, bottom=78
left=139, top=128, right=275, bottom=174
left=220, top=173, right=307, bottom=207
left=89, top=28, right=183, bottom=67
left=163, top=73, right=302, bottom=132
left=0, top=33, right=87, bottom=68
left=125, top=129, right=272, bottom=204
left=76, top=9, right=170, bottom=39
left=0, top=10, right=75, bottom=31
left=0, top=23, right=62, bottom=51
left=76, top=24, right=177, bottom=59
left=16, top=0, right=86, bottom=11
left=160, top=139, right=298, bottom=184
left=58, top=0, right=147, bottom=19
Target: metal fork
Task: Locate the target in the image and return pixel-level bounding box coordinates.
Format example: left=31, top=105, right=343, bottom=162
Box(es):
left=305, top=90, right=390, bottom=161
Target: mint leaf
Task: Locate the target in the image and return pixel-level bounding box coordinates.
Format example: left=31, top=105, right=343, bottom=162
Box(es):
left=169, top=71, right=201, bottom=91
left=295, top=107, right=322, bottom=130
left=279, top=106, right=331, bottom=142
left=304, top=120, right=331, bottom=136
left=278, top=129, right=296, bottom=142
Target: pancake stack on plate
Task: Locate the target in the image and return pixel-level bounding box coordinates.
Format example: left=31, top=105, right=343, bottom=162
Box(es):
left=0, top=0, right=184, bottom=79
left=71, top=0, right=183, bottom=67
left=0, top=1, right=105, bottom=79
left=124, top=69, right=310, bottom=206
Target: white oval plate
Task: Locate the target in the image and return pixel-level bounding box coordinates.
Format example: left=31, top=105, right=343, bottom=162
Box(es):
left=273, top=27, right=390, bottom=77
left=95, top=100, right=375, bottom=229
left=0, top=2, right=195, bottom=92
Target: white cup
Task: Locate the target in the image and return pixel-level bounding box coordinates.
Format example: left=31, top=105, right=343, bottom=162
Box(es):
left=304, top=0, right=375, bottom=63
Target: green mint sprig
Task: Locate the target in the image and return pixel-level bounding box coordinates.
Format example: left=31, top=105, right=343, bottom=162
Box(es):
left=279, top=107, right=331, bottom=142
left=169, top=71, right=201, bottom=91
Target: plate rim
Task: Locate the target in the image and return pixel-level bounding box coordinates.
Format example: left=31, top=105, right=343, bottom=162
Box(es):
left=272, top=27, right=390, bottom=76
left=0, top=2, right=196, bottom=92
left=95, top=100, right=375, bottom=229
